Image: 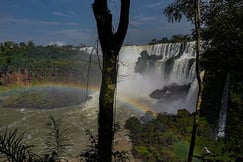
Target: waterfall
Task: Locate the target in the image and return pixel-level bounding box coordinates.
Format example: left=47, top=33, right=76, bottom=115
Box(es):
left=118, top=42, right=196, bottom=85
left=81, top=41, right=198, bottom=114
left=217, top=73, right=230, bottom=139
left=117, top=42, right=197, bottom=113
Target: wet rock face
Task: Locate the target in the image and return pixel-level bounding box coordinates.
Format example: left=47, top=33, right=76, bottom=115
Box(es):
left=149, top=83, right=191, bottom=100
left=135, top=50, right=163, bottom=74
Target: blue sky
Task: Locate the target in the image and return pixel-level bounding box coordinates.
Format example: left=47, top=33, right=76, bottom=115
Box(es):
left=0, top=0, right=192, bottom=46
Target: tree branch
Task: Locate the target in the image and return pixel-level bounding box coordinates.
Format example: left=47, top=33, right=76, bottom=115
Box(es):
left=92, top=0, right=113, bottom=51
left=114, top=0, right=130, bottom=49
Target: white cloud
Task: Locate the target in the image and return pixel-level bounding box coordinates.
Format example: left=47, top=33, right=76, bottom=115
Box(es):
left=130, top=15, right=161, bottom=28
left=51, top=29, right=89, bottom=38
left=52, top=11, right=69, bottom=17
left=144, top=2, right=166, bottom=8
left=49, top=41, right=67, bottom=46
left=43, top=28, right=97, bottom=45
left=0, top=17, right=79, bottom=26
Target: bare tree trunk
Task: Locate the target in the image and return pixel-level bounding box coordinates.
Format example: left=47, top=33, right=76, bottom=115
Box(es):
left=92, top=0, right=130, bottom=161
left=187, top=0, right=203, bottom=161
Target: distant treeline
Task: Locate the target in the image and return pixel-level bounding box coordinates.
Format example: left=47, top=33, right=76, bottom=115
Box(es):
left=0, top=41, right=101, bottom=85
left=147, top=34, right=194, bottom=45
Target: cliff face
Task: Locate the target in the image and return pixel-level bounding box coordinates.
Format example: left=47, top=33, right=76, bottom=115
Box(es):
left=0, top=67, right=101, bottom=86
left=0, top=68, right=31, bottom=86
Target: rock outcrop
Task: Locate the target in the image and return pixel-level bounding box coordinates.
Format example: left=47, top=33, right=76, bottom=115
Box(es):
left=149, top=83, right=191, bottom=100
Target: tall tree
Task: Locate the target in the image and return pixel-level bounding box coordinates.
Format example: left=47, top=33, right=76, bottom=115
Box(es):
left=164, top=0, right=203, bottom=161
left=92, top=0, right=130, bottom=161
left=163, top=0, right=195, bottom=23
left=187, top=0, right=203, bottom=161
left=200, top=1, right=243, bottom=160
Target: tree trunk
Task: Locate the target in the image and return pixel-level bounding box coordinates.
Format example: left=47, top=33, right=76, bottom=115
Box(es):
left=187, top=0, right=203, bottom=162
left=92, top=0, right=130, bottom=161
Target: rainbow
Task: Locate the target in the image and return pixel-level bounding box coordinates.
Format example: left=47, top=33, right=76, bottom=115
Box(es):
left=30, top=82, right=100, bottom=93
left=40, top=83, right=155, bottom=114
left=116, top=94, right=155, bottom=114
left=0, top=82, right=154, bottom=115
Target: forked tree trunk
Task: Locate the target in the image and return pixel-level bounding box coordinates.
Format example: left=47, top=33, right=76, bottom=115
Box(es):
left=187, top=0, right=203, bottom=161
left=92, top=0, right=130, bottom=161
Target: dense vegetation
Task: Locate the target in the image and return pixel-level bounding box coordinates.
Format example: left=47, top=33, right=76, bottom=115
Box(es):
left=148, top=34, right=194, bottom=45
left=125, top=110, right=235, bottom=161
left=0, top=41, right=101, bottom=86
left=201, top=1, right=243, bottom=161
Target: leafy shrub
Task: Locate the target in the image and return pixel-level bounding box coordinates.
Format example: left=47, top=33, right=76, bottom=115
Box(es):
left=0, top=128, right=34, bottom=162
left=80, top=123, right=129, bottom=162
left=45, top=115, right=72, bottom=158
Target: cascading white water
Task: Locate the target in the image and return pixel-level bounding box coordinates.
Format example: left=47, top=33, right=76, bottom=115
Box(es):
left=118, top=42, right=196, bottom=84
left=81, top=41, right=198, bottom=114
left=217, top=73, right=230, bottom=139
left=117, top=42, right=198, bottom=113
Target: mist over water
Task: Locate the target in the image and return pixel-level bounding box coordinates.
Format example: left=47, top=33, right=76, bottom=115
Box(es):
left=0, top=86, right=88, bottom=109
left=117, top=42, right=198, bottom=114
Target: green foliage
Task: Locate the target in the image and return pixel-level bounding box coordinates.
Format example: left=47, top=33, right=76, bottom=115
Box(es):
left=230, top=82, right=243, bottom=104
left=225, top=80, right=243, bottom=161
left=173, top=141, right=189, bottom=160
left=148, top=34, right=193, bottom=45
left=0, top=41, right=101, bottom=86
left=201, top=0, right=243, bottom=75
left=0, top=119, right=73, bottom=162
left=133, top=146, right=156, bottom=161
left=201, top=1, right=243, bottom=161
left=80, top=124, right=129, bottom=162
left=80, top=130, right=98, bottom=162
left=125, top=110, right=234, bottom=161
left=124, top=116, right=142, bottom=133
left=134, top=145, right=168, bottom=162
left=0, top=128, right=34, bottom=162
left=45, top=115, right=72, bottom=158
left=163, top=0, right=195, bottom=23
